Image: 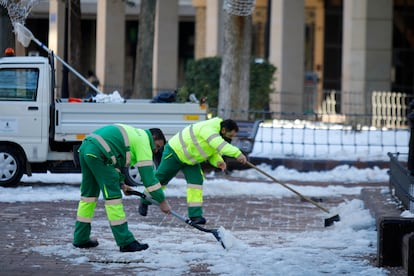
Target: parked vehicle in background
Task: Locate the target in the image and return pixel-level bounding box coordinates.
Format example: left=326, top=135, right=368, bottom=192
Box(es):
left=0, top=55, right=207, bottom=187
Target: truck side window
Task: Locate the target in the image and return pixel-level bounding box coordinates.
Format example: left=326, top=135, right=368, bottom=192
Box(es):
left=0, top=68, right=39, bottom=101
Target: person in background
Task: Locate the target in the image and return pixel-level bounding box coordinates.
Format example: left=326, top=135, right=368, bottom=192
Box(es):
left=139, top=117, right=247, bottom=224
left=85, top=70, right=100, bottom=97
left=73, top=124, right=171, bottom=252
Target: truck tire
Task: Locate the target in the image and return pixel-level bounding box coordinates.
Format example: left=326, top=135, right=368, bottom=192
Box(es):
left=125, top=165, right=143, bottom=186
left=0, top=145, right=25, bottom=187
left=124, top=157, right=159, bottom=187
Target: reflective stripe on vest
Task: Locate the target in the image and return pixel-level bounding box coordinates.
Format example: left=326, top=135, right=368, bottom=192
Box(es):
left=136, top=160, right=153, bottom=167
left=178, top=125, right=208, bottom=165
left=116, top=124, right=131, bottom=167
left=88, top=125, right=131, bottom=167
left=147, top=182, right=162, bottom=192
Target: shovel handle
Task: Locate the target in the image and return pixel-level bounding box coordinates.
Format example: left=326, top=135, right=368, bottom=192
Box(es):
left=127, top=190, right=218, bottom=233
left=127, top=190, right=183, bottom=220
left=127, top=189, right=226, bottom=248
left=246, top=161, right=330, bottom=214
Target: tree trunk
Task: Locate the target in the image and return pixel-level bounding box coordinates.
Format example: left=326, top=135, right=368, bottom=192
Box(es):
left=133, top=0, right=156, bottom=98
left=68, top=0, right=83, bottom=98
left=218, top=13, right=252, bottom=120
left=0, top=6, right=14, bottom=52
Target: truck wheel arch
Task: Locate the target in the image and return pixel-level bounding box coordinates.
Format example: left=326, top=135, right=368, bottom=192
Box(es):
left=0, top=143, right=27, bottom=187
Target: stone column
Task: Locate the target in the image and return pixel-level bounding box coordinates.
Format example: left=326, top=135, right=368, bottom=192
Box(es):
left=96, top=0, right=125, bottom=94
left=252, top=0, right=268, bottom=58
left=153, top=0, right=178, bottom=94
left=268, top=0, right=305, bottom=115
left=192, top=0, right=206, bottom=60
left=48, top=0, right=66, bottom=97
left=341, top=0, right=392, bottom=118
left=205, top=0, right=224, bottom=57
left=306, top=0, right=325, bottom=113
left=192, top=0, right=225, bottom=59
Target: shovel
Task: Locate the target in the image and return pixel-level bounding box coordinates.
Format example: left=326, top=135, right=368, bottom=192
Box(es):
left=127, top=189, right=227, bottom=249
left=246, top=161, right=340, bottom=227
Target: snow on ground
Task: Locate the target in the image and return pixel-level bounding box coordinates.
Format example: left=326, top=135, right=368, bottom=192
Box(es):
left=26, top=201, right=383, bottom=275
left=0, top=164, right=405, bottom=275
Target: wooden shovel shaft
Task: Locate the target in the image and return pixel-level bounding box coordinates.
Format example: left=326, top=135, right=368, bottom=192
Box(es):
left=246, top=161, right=330, bottom=214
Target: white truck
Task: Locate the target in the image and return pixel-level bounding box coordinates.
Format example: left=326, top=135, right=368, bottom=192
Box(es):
left=0, top=55, right=207, bottom=187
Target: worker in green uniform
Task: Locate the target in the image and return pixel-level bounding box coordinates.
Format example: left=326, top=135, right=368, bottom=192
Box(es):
left=73, top=124, right=171, bottom=252
left=139, top=117, right=247, bottom=224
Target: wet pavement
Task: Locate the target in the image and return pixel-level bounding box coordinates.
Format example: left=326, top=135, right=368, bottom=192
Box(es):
left=0, top=181, right=407, bottom=275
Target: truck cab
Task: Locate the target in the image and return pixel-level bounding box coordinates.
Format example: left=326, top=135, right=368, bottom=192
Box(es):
left=0, top=56, right=53, bottom=186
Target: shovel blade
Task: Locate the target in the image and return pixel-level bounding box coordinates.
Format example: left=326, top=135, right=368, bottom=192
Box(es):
left=211, top=229, right=226, bottom=249
left=324, top=214, right=340, bottom=227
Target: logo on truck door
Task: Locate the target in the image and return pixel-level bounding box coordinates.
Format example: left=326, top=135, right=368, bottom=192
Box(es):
left=0, top=118, right=18, bottom=134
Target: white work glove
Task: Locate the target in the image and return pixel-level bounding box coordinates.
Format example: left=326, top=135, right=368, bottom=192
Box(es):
left=236, top=153, right=247, bottom=164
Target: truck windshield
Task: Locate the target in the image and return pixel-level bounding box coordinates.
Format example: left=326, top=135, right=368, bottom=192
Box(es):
left=0, top=68, right=39, bottom=101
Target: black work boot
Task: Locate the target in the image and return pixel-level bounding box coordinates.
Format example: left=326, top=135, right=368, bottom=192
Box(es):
left=73, top=239, right=99, bottom=249
left=120, top=240, right=149, bottom=252
left=138, top=202, right=149, bottom=216
left=190, top=216, right=207, bottom=225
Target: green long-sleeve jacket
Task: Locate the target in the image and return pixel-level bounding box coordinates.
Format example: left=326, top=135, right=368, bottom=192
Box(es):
left=168, top=117, right=242, bottom=168
left=88, top=124, right=165, bottom=203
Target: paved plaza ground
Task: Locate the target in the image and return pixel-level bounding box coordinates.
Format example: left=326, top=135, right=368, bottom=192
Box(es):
left=0, top=181, right=407, bottom=275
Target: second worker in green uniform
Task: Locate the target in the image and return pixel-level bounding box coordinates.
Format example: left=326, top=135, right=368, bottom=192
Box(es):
left=73, top=124, right=171, bottom=252
left=139, top=117, right=247, bottom=224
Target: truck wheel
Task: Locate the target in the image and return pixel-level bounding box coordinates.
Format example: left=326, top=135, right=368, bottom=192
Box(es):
left=0, top=146, right=24, bottom=187
left=125, top=165, right=143, bottom=186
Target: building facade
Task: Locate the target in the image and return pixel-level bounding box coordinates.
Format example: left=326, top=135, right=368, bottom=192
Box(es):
left=3, top=0, right=413, bottom=116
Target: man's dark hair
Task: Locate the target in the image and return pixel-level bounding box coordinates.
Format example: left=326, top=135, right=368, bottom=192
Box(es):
left=149, top=128, right=166, bottom=166
left=149, top=128, right=166, bottom=144
left=220, top=119, right=239, bottom=132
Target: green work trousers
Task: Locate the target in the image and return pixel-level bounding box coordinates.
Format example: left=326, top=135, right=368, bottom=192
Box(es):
left=73, top=140, right=136, bottom=247
left=154, top=144, right=204, bottom=218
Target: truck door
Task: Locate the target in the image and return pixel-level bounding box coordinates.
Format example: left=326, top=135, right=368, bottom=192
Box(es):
left=0, top=66, right=43, bottom=147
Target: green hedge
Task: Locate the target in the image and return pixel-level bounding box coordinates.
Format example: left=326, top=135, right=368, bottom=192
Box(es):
left=178, top=57, right=276, bottom=111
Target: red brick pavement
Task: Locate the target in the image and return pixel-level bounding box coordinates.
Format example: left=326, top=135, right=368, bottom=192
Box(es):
left=0, top=182, right=405, bottom=275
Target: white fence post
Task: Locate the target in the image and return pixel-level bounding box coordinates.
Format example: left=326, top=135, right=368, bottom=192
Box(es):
left=371, top=91, right=407, bottom=128
left=320, top=90, right=409, bottom=128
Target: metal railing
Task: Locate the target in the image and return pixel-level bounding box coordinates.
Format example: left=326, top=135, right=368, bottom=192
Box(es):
left=210, top=90, right=412, bottom=161
left=319, top=90, right=413, bottom=128
left=388, top=152, right=414, bottom=212
left=270, top=89, right=414, bottom=129
left=213, top=90, right=414, bottom=208
left=251, top=119, right=409, bottom=161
